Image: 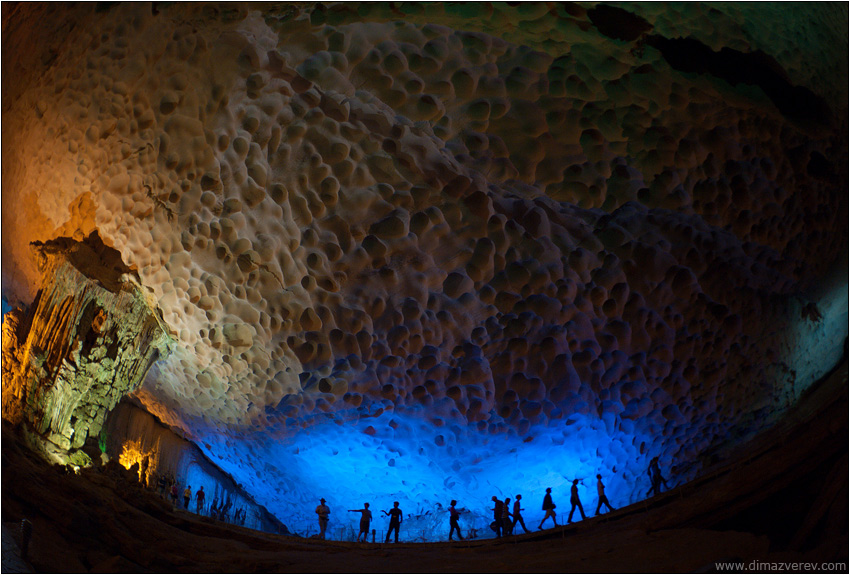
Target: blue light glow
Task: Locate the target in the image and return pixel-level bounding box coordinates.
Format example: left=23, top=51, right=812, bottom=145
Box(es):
left=1, top=295, right=11, bottom=321
left=196, top=409, right=658, bottom=541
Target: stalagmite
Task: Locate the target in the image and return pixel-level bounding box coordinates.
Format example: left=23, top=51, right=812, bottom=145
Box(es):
left=2, top=232, right=172, bottom=465
left=1, top=2, right=846, bottom=541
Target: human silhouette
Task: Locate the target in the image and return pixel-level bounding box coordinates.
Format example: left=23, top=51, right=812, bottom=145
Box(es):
left=183, top=485, right=192, bottom=509
left=647, top=456, right=670, bottom=496
left=448, top=500, right=464, bottom=541
left=538, top=487, right=558, bottom=529
left=383, top=501, right=403, bottom=543
left=348, top=503, right=372, bottom=542
left=568, top=479, right=586, bottom=523
left=595, top=474, right=615, bottom=515
left=490, top=495, right=504, bottom=537
left=502, top=497, right=514, bottom=535
left=316, top=498, right=330, bottom=539
left=512, top=494, right=531, bottom=533
left=196, top=486, right=206, bottom=514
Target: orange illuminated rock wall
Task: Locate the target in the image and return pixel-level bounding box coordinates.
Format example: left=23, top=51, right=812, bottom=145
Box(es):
left=2, top=2, right=846, bottom=537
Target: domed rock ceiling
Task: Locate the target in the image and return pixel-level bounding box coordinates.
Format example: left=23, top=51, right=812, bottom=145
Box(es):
left=2, top=2, right=847, bottom=539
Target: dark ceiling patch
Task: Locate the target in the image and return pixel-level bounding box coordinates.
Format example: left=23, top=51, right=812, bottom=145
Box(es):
left=645, top=35, right=834, bottom=129
left=807, top=151, right=836, bottom=181
left=587, top=4, right=653, bottom=42
left=586, top=4, right=834, bottom=129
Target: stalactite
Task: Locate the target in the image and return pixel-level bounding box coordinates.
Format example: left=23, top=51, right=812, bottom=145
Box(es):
left=1, top=232, right=173, bottom=464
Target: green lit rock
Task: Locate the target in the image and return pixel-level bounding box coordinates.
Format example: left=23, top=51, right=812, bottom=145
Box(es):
left=1, top=232, right=172, bottom=463
left=68, top=449, right=93, bottom=468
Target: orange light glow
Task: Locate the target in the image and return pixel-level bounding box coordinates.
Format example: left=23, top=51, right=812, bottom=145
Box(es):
left=118, top=439, right=155, bottom=482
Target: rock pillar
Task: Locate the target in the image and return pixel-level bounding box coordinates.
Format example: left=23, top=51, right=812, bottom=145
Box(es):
left=2, top=233, right=172, bottom=463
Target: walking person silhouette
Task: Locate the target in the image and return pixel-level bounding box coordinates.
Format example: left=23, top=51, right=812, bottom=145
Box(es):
left=568, top=479, right=586, bottom=523
left=196, top=486, right=206, bottom=514
left=448, top=500, right=464, bottom=541
left=502, top=497, right=514, bottom=535
left=538, top=488, right=558, bottom=529
left=490, top=495, right=504, bottom=537
left=595, top=474, right=615, bottom=515
left=512, top=494, right=531, bottom=534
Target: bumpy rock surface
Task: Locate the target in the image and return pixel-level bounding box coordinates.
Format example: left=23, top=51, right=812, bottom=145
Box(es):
left=101, top=399, right=285, bottom=534
left=1, top=233, right=172, bottom=460
left=2, top=2, right=847, bottom=537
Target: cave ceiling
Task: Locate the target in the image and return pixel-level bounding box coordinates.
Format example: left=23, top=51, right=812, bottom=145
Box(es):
left=2, top=2, right=847, bottom=534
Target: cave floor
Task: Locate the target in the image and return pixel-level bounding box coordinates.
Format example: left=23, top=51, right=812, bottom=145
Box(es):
left=2, top=360, right=847, bottom=573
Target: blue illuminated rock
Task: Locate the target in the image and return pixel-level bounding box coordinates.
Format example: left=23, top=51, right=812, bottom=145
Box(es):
left=1, top=2, right=847, bottom=541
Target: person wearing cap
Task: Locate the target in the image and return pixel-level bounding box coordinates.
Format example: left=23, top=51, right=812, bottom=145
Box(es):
left=316, top=497, right=331, bottom=539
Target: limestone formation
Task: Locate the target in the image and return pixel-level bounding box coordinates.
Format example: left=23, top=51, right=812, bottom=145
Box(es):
left=101, top=399, right=286, bottom=534
left=2, top=233, right=172, bottom=461
left=1, top=2, right=846, bottom=539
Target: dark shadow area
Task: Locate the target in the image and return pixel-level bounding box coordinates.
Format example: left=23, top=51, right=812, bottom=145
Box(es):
left=587, top=4, right=653, bottom=42
left=587, top=3, right=834, bottom=129
left=645, top=35, right=834, bottom=129
left=711, top=448, right=848, bottom=554
left=3, top=359, right=845, bottom=573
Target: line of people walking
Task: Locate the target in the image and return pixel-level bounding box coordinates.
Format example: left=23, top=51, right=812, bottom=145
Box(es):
left=488, top=474, right=616, bottom=537
left=150, top=470, right=252, bottom=526
left=155, top=472, right=207, bottom=513
left=314, top=470, right=633, bottom=542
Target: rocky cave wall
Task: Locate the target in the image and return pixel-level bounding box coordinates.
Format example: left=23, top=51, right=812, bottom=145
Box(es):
left=1, top=233, right=172, bottom=466
left=102, top=399, right=285, bottom=534
left=2, top=2, right=847, bottom=539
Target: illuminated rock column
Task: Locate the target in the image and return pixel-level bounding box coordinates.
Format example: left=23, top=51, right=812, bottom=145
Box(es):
left=1, top=234, right=172, bottom=461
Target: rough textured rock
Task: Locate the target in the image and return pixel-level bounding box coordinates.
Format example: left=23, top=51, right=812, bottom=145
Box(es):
left=1, top=361, right=846, bottom=570
left=102, top=399, right=285, bottom=534
left=1, top=2, right=847, bottom=539
left=1, top=233, right=172, bottom=460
